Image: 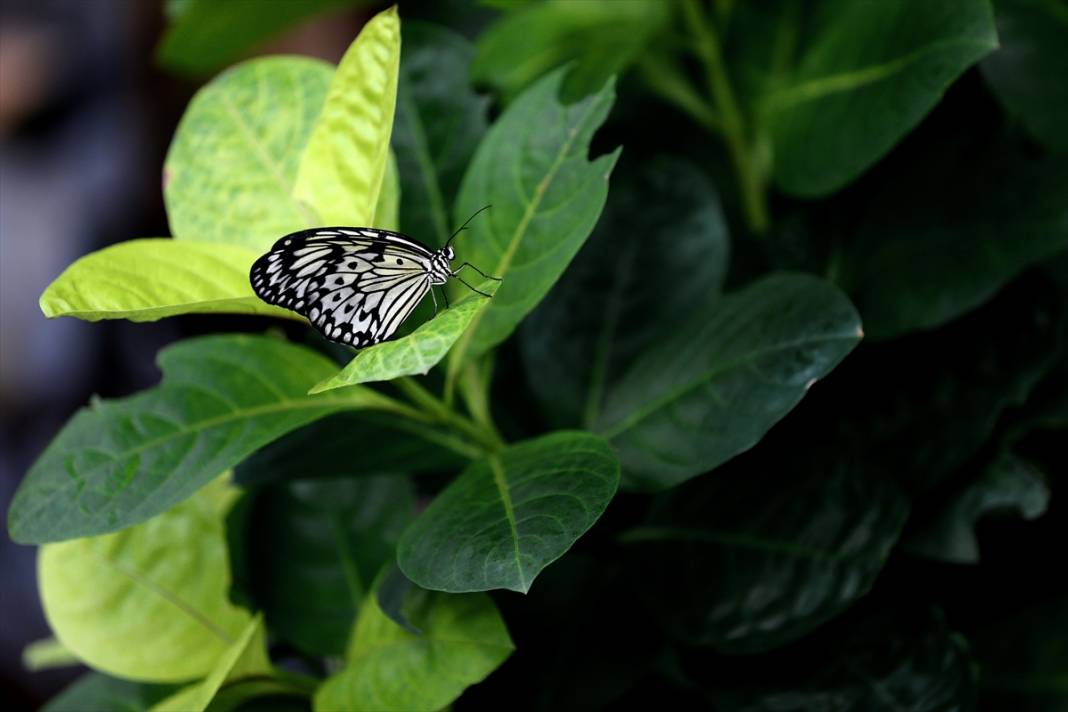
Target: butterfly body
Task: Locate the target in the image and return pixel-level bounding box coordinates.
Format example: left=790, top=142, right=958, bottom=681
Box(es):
left=250, top=226, right=488, bottom=348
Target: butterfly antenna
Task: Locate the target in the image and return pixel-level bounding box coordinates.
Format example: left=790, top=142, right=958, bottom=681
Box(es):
left=445, top=205, right=492, bottom=248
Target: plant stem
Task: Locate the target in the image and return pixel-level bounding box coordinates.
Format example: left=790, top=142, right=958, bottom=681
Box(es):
left=395, top=377, right=504, bottom=453
left=459, top=357, right=504, bottom=443
left=681, top=0, right=769, bottom=234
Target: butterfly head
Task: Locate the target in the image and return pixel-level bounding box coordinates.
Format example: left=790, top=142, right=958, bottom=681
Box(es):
left=443, top=245, right=455, bottom=261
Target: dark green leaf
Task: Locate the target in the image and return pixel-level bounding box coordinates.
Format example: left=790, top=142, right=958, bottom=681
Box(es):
left=7, top=335, right=392, bottom=543
left=394, top=22, right=489, bottom=246
left=981, top=0, right=1068, bottom=152
left=397, top=431, right=620, bottom=593
left=521, top=156, right=729, bottom=429
left=472, top=0, right=669, bottom=103
left=906, top=453, right=1050, bottom=564
left=731, top=0, right=998, bottom=196
left=43, top=673, right=180, bottom=712
left=157, top=0, right=357, bottom=76
left=447, top=67, right=620, bottom=368
left=241, top=477, right=414, bottom=656
left=376, top=563, right=422, bottom=635
left=597, top=273, right=862, bottom=491
left=624, top=450, right=909, bottom=653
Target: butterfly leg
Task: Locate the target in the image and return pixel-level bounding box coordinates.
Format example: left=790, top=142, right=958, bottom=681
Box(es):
left=430, top=285, right=440, bottom=315
left=455, top=275, right=495, bottom=298
left=453, top=262, right=503, bottom=281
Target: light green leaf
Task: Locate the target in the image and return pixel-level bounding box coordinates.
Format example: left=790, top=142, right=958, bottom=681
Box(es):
left=734, top=0, right=998, bottom=196
left=295, top=6, right=401, bottom=227
left=22, top=637, right=78, bottom=671
left=38, top=477, right=250, bottom=682
left=309, top=283, right=498, bottom=392
left=164, top=56, right=331, bottom=249
left=38, top=239, right=296, bottom=322
left=7, top=335, right=394, bottom=544
left=315, top=583, right=513, bottom=712
left=157, top=0, right=358, bottom=76
left=597, top=273, right=862, bottom=491
left=43, top=673, right=180, bottom=712
left=397, top=431, right=620, bottom=593
left=982, top=0, right=1068, bottom=153
left=394, top=22, right=488, bottom=246
left=374, top=149, right=401, bottom=231
left=151, top=615, right=272, bottom=712
left=447, top=68, right=619, bottom=370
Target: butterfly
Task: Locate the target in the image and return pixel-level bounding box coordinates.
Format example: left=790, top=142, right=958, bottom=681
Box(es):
left=250, top=207, right=499, bottom=348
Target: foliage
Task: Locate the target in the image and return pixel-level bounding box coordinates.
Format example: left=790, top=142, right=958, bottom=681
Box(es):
left=10, top=1, right=1067, bottom=710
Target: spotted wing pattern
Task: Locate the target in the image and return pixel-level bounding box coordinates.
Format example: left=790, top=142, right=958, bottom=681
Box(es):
left=250, top=227, right=434, bottom=347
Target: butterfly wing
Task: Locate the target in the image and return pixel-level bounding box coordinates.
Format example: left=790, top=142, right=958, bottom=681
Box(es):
left=250, top=228, right=434, bottom=347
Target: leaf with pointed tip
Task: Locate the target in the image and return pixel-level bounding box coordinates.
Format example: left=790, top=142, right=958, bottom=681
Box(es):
left=7, top=335, right=392, bottom=544
left=397, top=431, right=619, bottom=593
left=295, top=7, right=400, bottom=227
left=165, top=56, right=331, bottom=249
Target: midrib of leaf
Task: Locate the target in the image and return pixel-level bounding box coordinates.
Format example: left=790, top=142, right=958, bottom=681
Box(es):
left=620, top=526, right=863, bottom=564
left=328, top=514, right=365, bottom=606
left=761, top=37, right=996, bottom=113
left=398, top=83, right=450, bottom=244
left=601, top=333, right=858, bottom=438
left=489, top=456, right=526, bottom=591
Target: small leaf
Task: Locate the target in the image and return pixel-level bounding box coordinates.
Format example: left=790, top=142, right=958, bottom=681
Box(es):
left=394, top=22, right=488, bottom=246
left=156, top=0, right=357, bottom=76
left=295, top=6, right=401, bottom=227
left=7, top=335, right=393, bottom=544
left=397, top=431, right=620, bottom=593
left=43, top=673, right=180, bottom=712
left=22, top=637, right=78, bottom=671
left=598, top=273, right=862, bottom=491
left=315, top=582, right=513, bottom=711
left=39, top=239, right=296, bottom=322
left=981, top=0, right=1068, bottom=153
left=447, top=67, right=619, bottom=368
left=309, top=283, right=498, bottom=392
left=165, top=56, right=332, bottom=249
left=38, top=477, right=250, bottom=682
left=732, top=0, right=998, bottom=195
left=521, top=156, right=729, bottom=428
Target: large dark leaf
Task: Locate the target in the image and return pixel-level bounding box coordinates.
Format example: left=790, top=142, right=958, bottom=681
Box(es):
left=43, top=673, right=180, bottom=712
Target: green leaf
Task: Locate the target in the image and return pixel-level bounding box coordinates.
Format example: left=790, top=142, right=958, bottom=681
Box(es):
left=22, top=637, right=78, bottom=671
left=624, top=450, right=909, bottom=653
left=597, top=273, right=862, bottom=491
left=151, top=615, right=274, bottom=712
left=294, top=7, right=400, bottom=227
left=7, top=335, right=393, bottom=544
left=733, top=0, right=998, bottom=196
left=521, top=156, right=729, bottom=429
left=838, top=137, right=1068, bottom=340
left=238, top=478, right=414, bottom=656
left=394, top=22, right=488, bottom=246
left=38, top=239, right=296, bottom=322
left=43, top=673, right=180, bottom=712
left=374, top=149, right=401, bottom=232
left=156, top=0, right=357, bottom=76
left=309, top=284, right=498, bottom=392
left=397, top=431, right=619, bottom=593
left=472, top=0, right=669, bottom=103
left=906, top=452, right=1049, bottom=564
left=315, top=582, right=513, bottom=712
left=447, top=67, right=619, bottom=368
left=38, top=477, right=250, bottom=682
left=165, top=56, right=331, bottom=249
left=981, top=0, right=1068, bottom=153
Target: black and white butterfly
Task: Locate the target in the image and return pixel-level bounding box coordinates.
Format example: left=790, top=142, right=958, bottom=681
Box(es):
left=250, top=209, right=498, bottom=348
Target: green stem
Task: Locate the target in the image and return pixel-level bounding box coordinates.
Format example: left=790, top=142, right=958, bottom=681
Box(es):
left=459, top=357, right=504, bottom=443
left=681, top=0, right=769, bottom=234
left=395, top=377, right=504, bottom=453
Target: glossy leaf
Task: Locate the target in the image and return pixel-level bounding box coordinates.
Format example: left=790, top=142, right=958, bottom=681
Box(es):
left=295, top=7, right=400, bottom=227
left=38, top=477, right=250, bottom=682
left=309, top=283, right=498, bottom=392
left=472, top=0, right=669, bottom=103
left=157, top=0, right=356, bottom=76
left=625, top=450, right=909, bottom=653
left=165, top=56, right=331, bottom=249
left=447, top=67, right=619, bottom=367
left=397, top=431, right=619, bottom=593
left=733, top=0, right=998, bottom=196
left=43, top=674, right=180, bottom=712
left=315, top=584, right=513, bottom=711
left=239, top=478, right=414, bottom=656
left=7, top=335, right=392, bottom=544
left=394, top=22, right=488, bottom=246
left=39, top=239, right=295, bottom=322
left=982, top=0, right=1068, bottom=152
left=521, top=156, right=729, bottom=428
left=598, top=273, right=862, bottom=491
